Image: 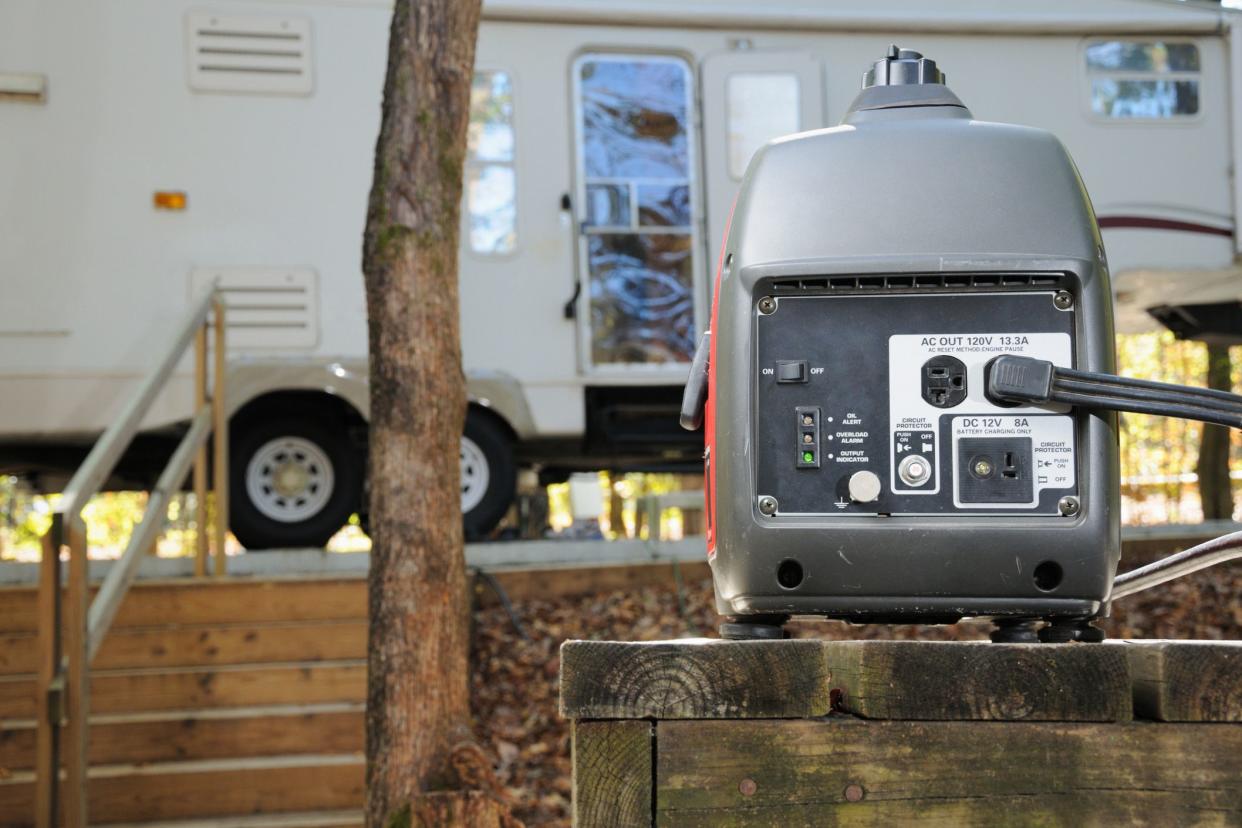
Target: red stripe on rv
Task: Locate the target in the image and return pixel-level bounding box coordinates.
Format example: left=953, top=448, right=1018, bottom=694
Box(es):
left=1097, top=215, right=1233, bottom=238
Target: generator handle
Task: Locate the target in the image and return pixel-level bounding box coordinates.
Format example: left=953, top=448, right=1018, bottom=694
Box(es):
left=1111, top=530, right=1242, bottom=600
left=679, top=331, right=711, bottom=431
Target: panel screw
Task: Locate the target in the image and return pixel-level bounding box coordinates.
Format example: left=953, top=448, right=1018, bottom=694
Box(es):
left=1053, top=290, right=1074, bottom=310
left=758, top=496, right=778, bottom=516
left=739, top=778, right=757, bottom=797
left=844, top=783, right=865, bottom=802
left=1058, top=496, right=1080, bottom=517
left=758, top=296, right=776, bottom=314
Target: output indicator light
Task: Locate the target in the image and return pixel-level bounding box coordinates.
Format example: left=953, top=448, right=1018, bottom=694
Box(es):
left=802, top=451, right=815, bottom=463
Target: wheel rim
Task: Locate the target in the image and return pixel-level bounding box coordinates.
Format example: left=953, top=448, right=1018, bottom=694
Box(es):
left=245, top=436, right=336, bottom=523
left=461, top=435, right=491, bottom=515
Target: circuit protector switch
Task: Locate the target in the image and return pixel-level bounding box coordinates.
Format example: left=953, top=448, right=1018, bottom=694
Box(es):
left=777, top=360, right=808, bottom=383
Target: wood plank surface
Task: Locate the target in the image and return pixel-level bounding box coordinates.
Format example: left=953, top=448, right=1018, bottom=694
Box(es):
left=823, top=640, right=1132, bottom=722
left=0, top=705, right=363, bottom=771
left=573, top=721, right=652, bottom=828
left=0, top=660, right=365, bottom=719
left=0, top=755, right=364, bottom=825
left=560, top=640, right=833, bottom=720
left=0, top=578, right=367, bottom=635
left=1126, top=640, right=1242, bottom=722
left=655, top=719, right=1242, bottom=826
left=0, top=620, right=366, bottom=675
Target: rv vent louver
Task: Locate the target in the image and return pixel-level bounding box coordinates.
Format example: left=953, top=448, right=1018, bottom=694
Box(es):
left=190, top=268, right=320, bottom=350
left=769, top=273, right=1065, bottom=293
left=186, top=12, right=313, bottom=96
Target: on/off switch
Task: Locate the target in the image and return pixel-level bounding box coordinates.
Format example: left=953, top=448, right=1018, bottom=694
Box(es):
left=776, top=360, right=808, bottom=383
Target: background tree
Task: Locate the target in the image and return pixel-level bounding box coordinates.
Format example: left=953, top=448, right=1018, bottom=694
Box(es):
left=1197, top=342, right=1236, bottom=521
left=361, top=1, right=512, bottom=824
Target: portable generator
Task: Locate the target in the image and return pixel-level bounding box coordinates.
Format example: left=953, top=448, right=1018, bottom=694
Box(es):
left=681, top=46, right=1242, bottom=642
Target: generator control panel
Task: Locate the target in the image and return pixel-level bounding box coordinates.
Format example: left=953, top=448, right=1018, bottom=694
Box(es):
left=754, top=288, right=1078, bottom=516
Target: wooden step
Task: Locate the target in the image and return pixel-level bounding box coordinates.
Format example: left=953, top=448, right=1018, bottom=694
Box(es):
left=97, top=811, right=362, bottom=828
left=0, top=660, right=365, bottom=719
left=0, top=620, right=367, bottom=676
left=0, top=703, right=363, bottom=772
left=0, top=577, right=366, bottom=635
left=0, top=754, right=364, bottom=825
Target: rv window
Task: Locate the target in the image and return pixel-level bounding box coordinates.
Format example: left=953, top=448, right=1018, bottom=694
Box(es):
left=467, top=70, right=516, bottom=254
left=1085, top=41, right=1200, bottom=119
left=727, top=73, right=801, bottom=178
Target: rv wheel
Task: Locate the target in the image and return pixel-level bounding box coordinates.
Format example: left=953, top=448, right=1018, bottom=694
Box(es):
left=230, top=413, right=362, bottom=550
left=462, top=409, right=516, bottom=540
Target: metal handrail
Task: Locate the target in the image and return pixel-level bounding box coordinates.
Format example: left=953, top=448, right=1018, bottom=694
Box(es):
left=35, top=286, right=229, bottom=828
left=57, top=293, right=214, bottom=523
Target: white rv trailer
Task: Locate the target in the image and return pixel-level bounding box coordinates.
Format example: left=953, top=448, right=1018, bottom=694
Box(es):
left=2, top=0, right=1240, bottom=547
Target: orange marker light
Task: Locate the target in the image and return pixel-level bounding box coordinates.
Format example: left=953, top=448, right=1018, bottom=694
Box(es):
left=153, top=191, right=187, bottom=211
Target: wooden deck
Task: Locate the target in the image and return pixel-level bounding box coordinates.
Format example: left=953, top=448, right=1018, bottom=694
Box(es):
left=0, top=547, right=713, bottom=827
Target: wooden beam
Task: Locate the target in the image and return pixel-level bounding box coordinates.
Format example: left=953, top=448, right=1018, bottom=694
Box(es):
left=573, top=720, right=652, bottom=828
left=3, top=620, right=367, bottom=676
left=62, top=521, right=89, bottom=827
left=655, top=719, right=1242, bottom=825
left=560, top=640, right=833, bottom=720
left=0, top=578, right=368, bottom=635
left=1, top=705, right=363, bottom=771
left=32, top=529, right=59, bottom=828
left=212, top=299, right=229, bottom=577
left=0, top=660, right=365, bottom=719
left=194, top=323, right=209, bottom=577
left=823, top=640, right=1132, bottom=721
left=1126, top=640, right=1242, bottom=722
left=0, top=754, right=364, bottom=823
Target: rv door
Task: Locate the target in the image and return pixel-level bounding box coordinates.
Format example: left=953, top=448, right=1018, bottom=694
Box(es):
left=570, top=53, right=703, bottom=377
left=700, top=50, right=825, bottom=266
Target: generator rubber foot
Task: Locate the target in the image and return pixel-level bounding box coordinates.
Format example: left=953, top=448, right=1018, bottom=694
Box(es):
left=719, top=615, right=789, bottom=640
left=1038, top=617, right=1106, bottom=643
left=989, top=618, right=1041, bottom=643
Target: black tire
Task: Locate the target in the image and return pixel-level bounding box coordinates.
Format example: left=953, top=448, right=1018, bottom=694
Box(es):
left=229, top=410, right=362, bottom=550
left=462, top=408, right=516, bottom=540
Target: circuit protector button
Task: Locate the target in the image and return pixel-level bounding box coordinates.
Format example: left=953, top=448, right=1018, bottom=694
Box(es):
left=776, top=360, right=808, bottom=383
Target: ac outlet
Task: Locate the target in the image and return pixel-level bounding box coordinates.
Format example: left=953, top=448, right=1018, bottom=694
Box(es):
left=923, top=355, right=967, bottom=408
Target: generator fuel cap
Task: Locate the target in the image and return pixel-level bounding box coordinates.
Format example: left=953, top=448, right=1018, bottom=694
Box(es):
left=863, top=44, right=945, bottom=87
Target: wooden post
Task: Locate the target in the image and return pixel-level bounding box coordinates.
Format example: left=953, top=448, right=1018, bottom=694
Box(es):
left=212, top=300, right=228, bottom=576
left=573, top=721, right=652, bottom=827
left=33, top=520, right=62, bottom=828
left=193, top=324, right=208, bottom=577
left=63, top=518, right=90, bottom=828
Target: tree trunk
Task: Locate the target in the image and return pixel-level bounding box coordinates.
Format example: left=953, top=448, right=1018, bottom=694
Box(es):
left=1196, top=342, right=1235, bottom=522
left=361, top=0, right=482, bottom=825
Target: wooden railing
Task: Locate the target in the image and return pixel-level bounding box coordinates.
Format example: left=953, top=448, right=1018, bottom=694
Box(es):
left=34, top=288, right=229, bottom=827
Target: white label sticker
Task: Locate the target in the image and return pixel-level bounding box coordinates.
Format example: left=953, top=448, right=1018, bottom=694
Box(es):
left=888, top=331, right=1073, bottom=499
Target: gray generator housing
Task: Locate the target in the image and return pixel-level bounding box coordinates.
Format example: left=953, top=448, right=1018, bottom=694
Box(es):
left=709, top=77, right=1120, bottom=623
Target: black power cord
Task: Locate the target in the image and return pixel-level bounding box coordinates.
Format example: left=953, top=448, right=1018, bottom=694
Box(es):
left=985, top=354, right=1242, bottom=429
left=983, top=353, right=1242, bottom=606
